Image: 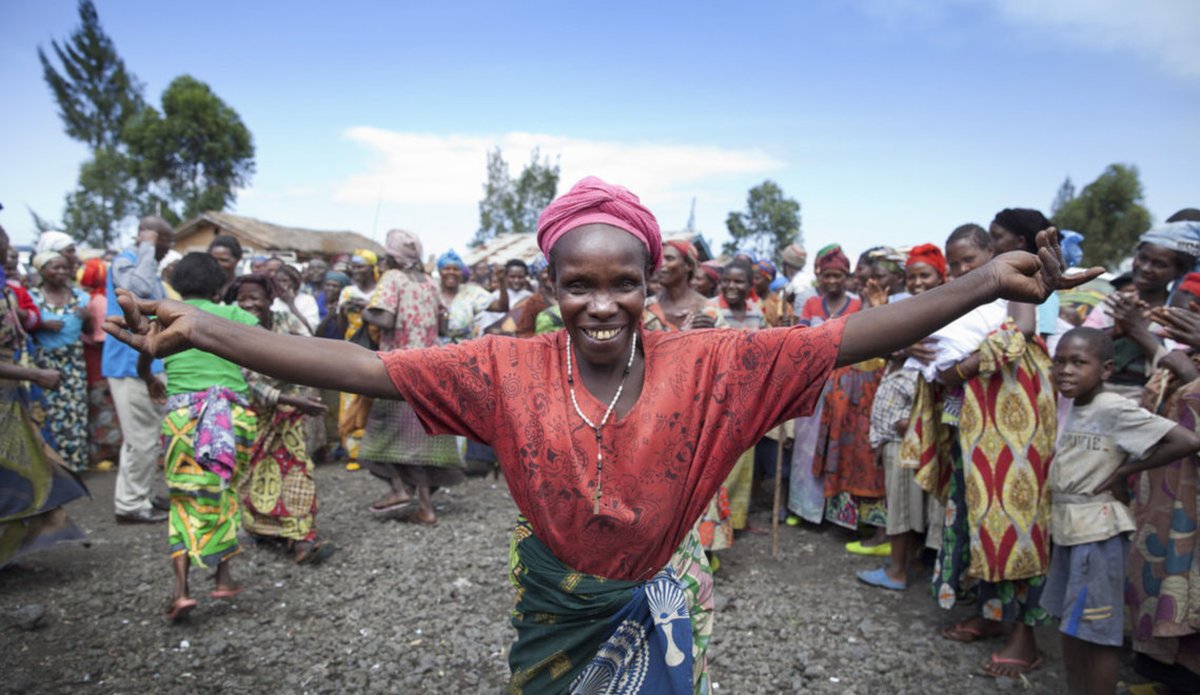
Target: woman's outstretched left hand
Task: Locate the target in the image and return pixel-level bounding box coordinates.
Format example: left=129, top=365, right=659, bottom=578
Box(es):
left=102, top=289, right=201, bottom=358
left=989, top=228, right=1104, bottom=304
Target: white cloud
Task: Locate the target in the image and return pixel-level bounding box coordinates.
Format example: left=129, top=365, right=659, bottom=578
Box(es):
left=990, top=0, right=1200, bottom=79
left=857, top=0, right=1200, bottom=80
left=332, top=128, right=783, bottom=211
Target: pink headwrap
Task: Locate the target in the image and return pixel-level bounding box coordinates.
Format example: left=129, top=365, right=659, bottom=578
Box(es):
left=537, top=176, right=663, bottom=270
left=385, top=229, right=423, bottom=269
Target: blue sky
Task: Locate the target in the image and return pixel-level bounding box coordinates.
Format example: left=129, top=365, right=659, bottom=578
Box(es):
left=3, top=0, right=1198, bottom=263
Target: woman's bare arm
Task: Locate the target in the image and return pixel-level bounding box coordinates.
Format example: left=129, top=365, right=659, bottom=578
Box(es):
left=837, top=230, right=1101, bottom=368
left=103, top=290, right=400, bottom=399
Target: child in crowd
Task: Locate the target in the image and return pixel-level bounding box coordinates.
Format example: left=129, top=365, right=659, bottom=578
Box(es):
left=143, top=253, right=262, bottom=621
left=1044, top=327, right=1200, bottom=694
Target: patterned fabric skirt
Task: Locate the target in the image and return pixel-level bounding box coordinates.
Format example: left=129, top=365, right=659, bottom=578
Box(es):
left=508, top=519, right=714, bottom=694
left=0, top=382, right=88, bottom=569
left=1129, top=384, right=1200, bottom=675
left=696, top=487, right=733, bottom=552
left=338, top=392, right=366, bottom=461
left=931, top=436, right=1048, bottom=626
left=360, top=398, right=465, bottom=489
left=34, top=343, right=88, bottom=471
left=240, top=405, right=319, bottom=542
left=162, top=402, right=256, bottom=568
left=724, top=450, right=756, bottom=531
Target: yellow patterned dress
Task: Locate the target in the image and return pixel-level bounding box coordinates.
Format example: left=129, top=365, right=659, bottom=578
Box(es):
left=240, top=311, right=321, bottom=543
left=904, top=321, right=1055, bottom=622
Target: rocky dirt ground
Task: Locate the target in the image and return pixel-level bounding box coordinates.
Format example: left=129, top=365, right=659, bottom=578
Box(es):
left=2, top=464, right=1150, bottom=694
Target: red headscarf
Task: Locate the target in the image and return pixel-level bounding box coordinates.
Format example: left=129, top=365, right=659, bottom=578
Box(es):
left=665, top=239, right=698, bottom=269
left=537, top=176, right=663, bottom=270
left=1179, top=272, right=1200, bottom=298
left=905, top=243, right=947, bottom=279
left=80, top=257, right=107, bottom=298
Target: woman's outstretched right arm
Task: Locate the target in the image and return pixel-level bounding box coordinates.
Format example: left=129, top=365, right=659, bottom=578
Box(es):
left=103, top=290, right=400, bottom=399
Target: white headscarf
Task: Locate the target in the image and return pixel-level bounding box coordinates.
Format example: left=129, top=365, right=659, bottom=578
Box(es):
left=35, top=231, right=75, bottom=255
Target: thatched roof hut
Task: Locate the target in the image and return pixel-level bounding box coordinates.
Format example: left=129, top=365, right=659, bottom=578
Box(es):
left=173, top=211, right=384, bottom=260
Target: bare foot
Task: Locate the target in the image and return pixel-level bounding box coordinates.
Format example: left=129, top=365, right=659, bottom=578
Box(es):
left=942, top=616, right=1005, bottom=643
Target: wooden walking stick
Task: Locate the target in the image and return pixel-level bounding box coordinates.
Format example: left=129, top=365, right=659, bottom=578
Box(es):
left=771, top=294, right=796, bottom=557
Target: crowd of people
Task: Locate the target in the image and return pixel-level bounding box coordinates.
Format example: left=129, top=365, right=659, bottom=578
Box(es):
left=5, top=179, right=1200, bottom=693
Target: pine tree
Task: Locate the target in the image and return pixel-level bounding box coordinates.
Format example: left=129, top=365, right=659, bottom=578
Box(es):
left=38, top=0, right=144, bottom=247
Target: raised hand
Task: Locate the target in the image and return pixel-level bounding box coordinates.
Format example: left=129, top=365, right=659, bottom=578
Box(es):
left=862, top=278, right=889, bottom=308
left=990, top=228, right=1104, bottom=304
left=102, top=289, right=202, bottom=358
left=1152, top=305, right=1200, bottom=350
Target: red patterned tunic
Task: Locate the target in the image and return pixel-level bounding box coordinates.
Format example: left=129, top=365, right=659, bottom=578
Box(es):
left=380, top=319, right=844, bottom=580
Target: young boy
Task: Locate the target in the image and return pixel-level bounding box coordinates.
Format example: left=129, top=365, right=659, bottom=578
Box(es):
left=1044, top=327, right=1200, bottom=694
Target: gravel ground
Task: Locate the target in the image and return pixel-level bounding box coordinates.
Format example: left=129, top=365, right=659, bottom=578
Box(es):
left=2, top=464, right=1146, bottom=693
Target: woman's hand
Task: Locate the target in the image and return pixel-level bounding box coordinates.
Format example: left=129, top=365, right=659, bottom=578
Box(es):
left=1105, top=292, right=1151, bottom=334
left=280, top=394, right=328, bottom=416
left=862, top=278, right=889, bottom=308
left=684, top=312, right=716, bottom=330
left=988, top=229, right=1103, bottom=304
left=33, top=368, right=62, bottom=391
left=1152, top=305, right=1200, bottom=350
left=103, top=289, right=201, bottom=358
left=903, top=337, right=938, bottom=365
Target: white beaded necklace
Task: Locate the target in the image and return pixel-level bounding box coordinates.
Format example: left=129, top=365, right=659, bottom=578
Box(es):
left=566, top=329, right=639, bottom=515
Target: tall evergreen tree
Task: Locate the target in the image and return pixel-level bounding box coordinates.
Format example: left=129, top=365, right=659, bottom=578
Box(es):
left=38, top=0, right=144, bottom=247
left=724, top=180, right=802, bottom=261
left=474, top=147, right=560, bottom=245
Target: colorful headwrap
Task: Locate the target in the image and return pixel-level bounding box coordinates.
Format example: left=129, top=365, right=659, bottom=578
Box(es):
left=815, top=245, right=850, bottom=273
left=80, top=257, right=107, bottom=296
left=866, top=246, right=906, bottom=275
left=351, top=249, right=378, bottom=266
left=992, top=208, right=1052, bottom=253
left=1141, top=221, right=1200, bottom=267
left=734, top=248, right=759, bottom=264
left=1179, top=272, right=1200, bottom=298
left=437, top=249, right=464, bottom=271
left=781, top=243, right=807, bottom=269
left=905, top=243, right=946, bottom=279
left=770, top=275, right=788, bottom=292
left=698, top=261, right=722, bottom=286
left=32, top=251, right=63, bottom=271
left=537, top=176, right=663, bottom=270
left=385, top=229, right=423, bottom=269
left=665, top=239, right=698, bottom=268
left=324, top=271, right=351, bottom=288
left=35, top=231, right=74, bottom=255
left=1059, top=230, right=1084, bottom=267
left=753, top=259, right=777, bottom=283
left=530, top=254, right=548, bottom=276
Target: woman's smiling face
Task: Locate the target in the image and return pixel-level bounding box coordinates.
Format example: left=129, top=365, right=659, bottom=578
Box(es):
left=550, top=225, right=649, bottom=368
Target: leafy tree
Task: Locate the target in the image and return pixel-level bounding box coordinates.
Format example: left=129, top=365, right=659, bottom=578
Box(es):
left=1052, top=164, right=1150, bottom=269
left=1050, top=176, right=1075, bottom=216
left=475, top=147, right=560, bottom=245
left=724, top=180, right=802, bottom=260
left=38, top=0, right=144, bottom=246
left=125, top=75, right=255, bottom=223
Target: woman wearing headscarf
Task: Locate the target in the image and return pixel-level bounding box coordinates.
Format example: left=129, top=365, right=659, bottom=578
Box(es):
left=30, top=251, right=92, bottom=471
left=227, top=273, right=334, bottom=565
left=751, top=259, right=783, bottom=327
left=79, top=258, right=121, bottom=468
left=1084, top=220, right=1200, bottom=401
left=35, top=231, right=79, bottom=275
left=107, top=175, right=1096, bottom=692
left=0, top=225, right=88, bottom=571
left=436, top=249, right=494, bottom=344
left=337, top=250, right=379, bottom=468
left=314, top=270, right=351, bottom=340
left=790, top=245, right=871, bottom=528
left=359, top=230, right=465, bottom=526
left=271, top=264, right=318, bottom=334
